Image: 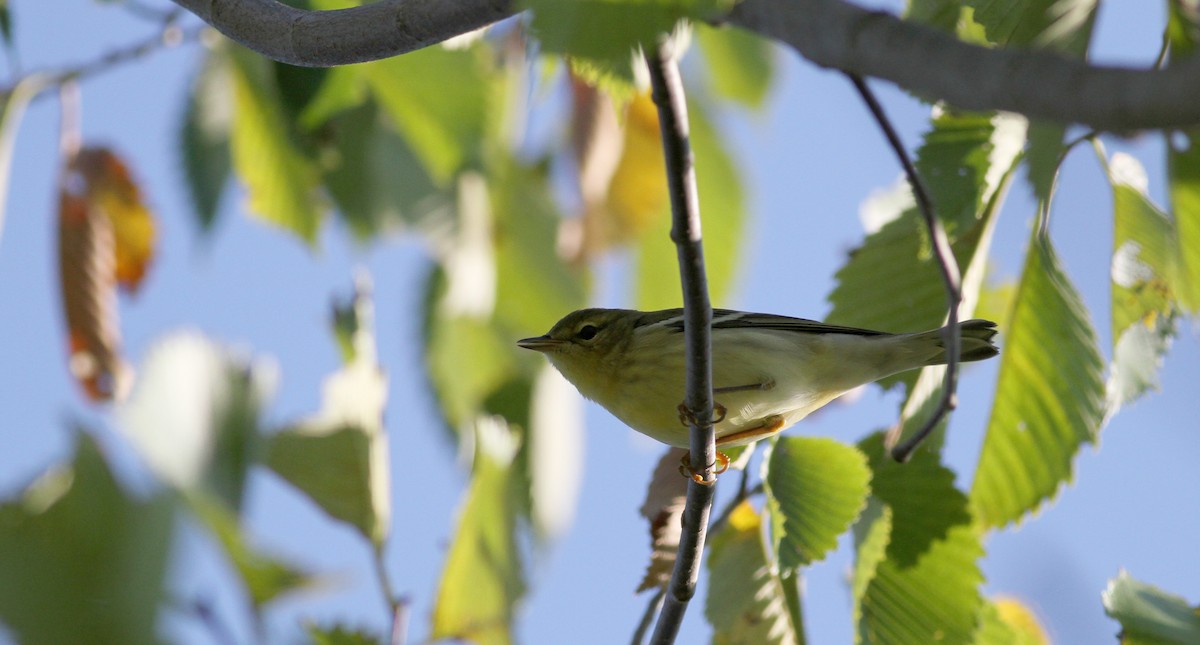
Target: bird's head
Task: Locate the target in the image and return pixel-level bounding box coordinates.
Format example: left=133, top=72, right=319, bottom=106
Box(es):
left=516, top=308, right=637, bottom=391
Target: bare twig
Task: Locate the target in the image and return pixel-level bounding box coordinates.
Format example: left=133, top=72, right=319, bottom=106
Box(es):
left=846, top=74, right=962, bottom=462
left=371, top=543, right=410, bottom=645
left=631, top=587, right=666, bottom=645
left=645, top=40, right=718, bottom=644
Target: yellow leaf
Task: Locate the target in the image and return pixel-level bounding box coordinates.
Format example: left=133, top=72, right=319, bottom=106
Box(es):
left=72, top=147, right=157, bottom=293
left=995, top=595, right=1051, bottom=644
left=605, top=91, right=668, bottom=241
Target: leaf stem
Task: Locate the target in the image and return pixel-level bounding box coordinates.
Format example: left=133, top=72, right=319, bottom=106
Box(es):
left=846, top=73, right=962, bottom=462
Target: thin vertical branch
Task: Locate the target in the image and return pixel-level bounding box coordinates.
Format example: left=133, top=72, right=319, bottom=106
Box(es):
left=846, top=74, right=962, bottom=462
left=645, top=40, right=718, bottom=644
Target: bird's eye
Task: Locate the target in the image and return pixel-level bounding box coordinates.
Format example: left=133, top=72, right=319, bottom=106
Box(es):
left=576, top=324, right=599, bottom=341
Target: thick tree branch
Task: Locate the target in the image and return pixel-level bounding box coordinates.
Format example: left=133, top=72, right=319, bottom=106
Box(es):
left=171, top=0, right=1200, bottom=130
left=646, top=41, right=717, bottom=645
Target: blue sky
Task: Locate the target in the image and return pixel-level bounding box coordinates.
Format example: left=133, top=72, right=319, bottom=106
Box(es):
left=0, top=1, right=1197, bottom=643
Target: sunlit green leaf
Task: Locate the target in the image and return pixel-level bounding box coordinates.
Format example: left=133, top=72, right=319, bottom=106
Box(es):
left=524, top=0, right=733, bottom=89
left=181, top=52, right=233, bottom=233
left=635, top=98, right=744, bottom=309
left=706, top=501, right=802, bottom=645
left=1103, top=571, right=1200, bottom=645
left=851, top=498, right=891, bottom=635
left=857, top=523, right=984, bottom=645
left=298, top=65, right=366, bottom=130
left=965, top=0, right=1098, bottom=53
left=858, top=432, right=970, bottom=567
left=1103, top=152, right=1179, bottom=411
left=363, top=45, right=489, bottom=182
left=695, top=24, right=774, bottom=108
left=425, top=312, right=519, bottom=432
left=0, top=433, right=173, bottom=644
left=973, top=598, right=1049, bottom=645
left=970, top=235, right=1105, bottom=528
left=188, top=492, right=312, bottom=607
left=432, top=418, right=526, bottom=645
left=764, top=437, right=871, bottom=569
left=228, top=46, right=325, bottom=243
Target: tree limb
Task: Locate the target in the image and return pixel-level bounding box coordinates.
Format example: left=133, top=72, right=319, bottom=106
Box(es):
left=646, top=41, right=717, bottom=644
left=170, top=0, right=1200, bottom=130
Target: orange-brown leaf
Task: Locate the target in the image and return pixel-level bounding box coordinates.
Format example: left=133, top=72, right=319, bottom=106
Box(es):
left=57, top=154, right=132, bottom=403
left=636, top=447, right=689, bottom=593
left=72, top=147, right=156, bottom=292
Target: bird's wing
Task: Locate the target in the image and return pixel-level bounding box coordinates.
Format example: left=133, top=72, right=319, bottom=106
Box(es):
left=643, top=308, right=893, bottom=337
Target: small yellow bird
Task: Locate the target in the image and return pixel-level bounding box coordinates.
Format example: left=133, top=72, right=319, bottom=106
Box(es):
left=517, top=308, right=999, bottom=450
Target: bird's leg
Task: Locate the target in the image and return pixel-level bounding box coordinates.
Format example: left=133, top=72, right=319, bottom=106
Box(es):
left=678, top=450, right=731, bottom=485
left=715, top=414, right=786, bottom=447
left=676, top=401, right=727, bottom=426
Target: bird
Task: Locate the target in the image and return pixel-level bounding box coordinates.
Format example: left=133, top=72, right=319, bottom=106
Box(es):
left=517, top=308, right=998, bottom=456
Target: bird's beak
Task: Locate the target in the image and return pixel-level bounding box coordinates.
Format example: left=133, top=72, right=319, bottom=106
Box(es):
left=517, top=335, right=562, bottom=352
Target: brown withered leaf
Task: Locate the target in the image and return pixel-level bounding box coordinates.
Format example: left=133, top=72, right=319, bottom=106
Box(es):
left=70, top=147, right=157, bottom=292
left=57, top=149, right=137, bottom=402
left=636, top=447, right=689, bottom=593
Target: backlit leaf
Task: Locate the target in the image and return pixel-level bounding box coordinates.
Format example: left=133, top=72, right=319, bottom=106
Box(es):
left=696, top=23, right=774, bottom=108
left=0, top=432, right=173, bottom=644
left=228, top=45, right=324, bottom=243
left=1103, top=571, right=1200, bottom=645
left=70, top=147, right=156, bottom=292
left=181, top=51, right=233, bottom=232
left=764, top=437, right=871, bottom=569
left=970, top=235, right=1105, bottom=528
left=432, top=417, right=526, bottom=645
left=636, top=447, right=689, bottom=593
left=706, top=501, right=801, bottom=645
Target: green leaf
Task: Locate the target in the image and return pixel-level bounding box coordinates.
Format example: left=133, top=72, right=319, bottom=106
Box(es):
left=181, top=52, right=233, bottom=233
left=964, top=0, right=1098, bottom=53
left=764, top=437, right=871, bottom=569
left=1103, top=571, right=1200, bottom=645
left=491, top=155, right=587, bottom=336
left=1103, top=152, right=1179, bottom=410
left=0, top=433, right=173, bottom=645
left=322, top=100, right=447, bottom=241
left=973, top=598, right=1048, bottom=645
left=970, top=234, right=1105, bottom=529
left=858, top=432, right=970, bottom=567
left=298, top=65, right=367, bottom=130
left=857, top=523, right=984, bottom=645
left=706, top=501, right=802, bottom=645
left=307, top=623, right=384, bottom=645
left=188, top=492, right=312, bottom=607
left=363, top=45, right=489, bottom=183
left=695, top=24, right=774, bottom=108
left=425, top=312, right=519, bottom=433
left=524, top=0, right=732, bottom=89
left=432, top=418, right=526, bottom=645
left=827, top=112, right=1025, bottom=347
left=228, top=46, right=325, bottom=243
left=635, top=97, right=745, bottom=309
left=850, top=498, right=891, bottom=633
left=1167, top=130, right=1200, bottom=313
left=118, top=332, right=269, bottom=512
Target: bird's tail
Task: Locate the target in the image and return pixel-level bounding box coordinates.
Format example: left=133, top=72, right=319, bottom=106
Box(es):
left=917, top=319, right=1000, bottom=365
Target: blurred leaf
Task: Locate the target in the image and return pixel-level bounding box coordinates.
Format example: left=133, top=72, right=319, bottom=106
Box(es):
left=228, top=46, right=324, bottom=243
left=858, top=432, right=970, bottom=567
left=188, top=492, right=311, bottom=608
left=1166, top=113, right=1200, bottom=311
left=524, top=0, right=733, bottom=89
left=706, top=501, right=802, bottom=645
left=970, top=235, right=1105, bottom=528
left=0, top=432, right=173, bottom=645
left=978, top=596, right=1050, bottom=645
left=525, top=365, right=585, bottom=539
left=491, top=155, right=587, bottom=335
left=58, top=153, right=129, bottom=402
left=181, top=52, right=233, bottom=232
left=1103, top=152, right=1179, bottom=411
left=857, top=523, right=984, bottom=645
left=363, top=45, right=489, bottom=182
left=298, top=65, right=366, bottom=130
left=70, top=147, right=157, bottom=292
left=1103, top=571, right=1200, bottom=645
left=975, top=274, right=1017, bottom=329
left=827, top=112, right=1025, bottom=353
left=636, top=97, right=745, bottom=308
left=696, top=23, right=774, bottom=108
left=0, top=0, right=13, bottom=59
left=307, top=623, right=383, bottom=645
left=636, top=447, right=689, bottom=593
left=0, top=72, right=44, bottom=249
left=432, top=418, right=526, bottom=645
left=965, top=0, right=1098, bottom=53
left=426, top=313, right=518, bottom=432
left=119, top=332, right=269, bottom=512
left=268, top=362, right=390, bottom=544
left=323, top=100, right=446, bottom=241
left=273, top=62, right=328, bottom=123
left=608, top=92, right=669, bottom=248
left=764, top=437, right=871, bottom=569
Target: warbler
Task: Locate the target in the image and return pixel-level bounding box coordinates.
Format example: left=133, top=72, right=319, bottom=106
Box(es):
left=517, top=308, right=999, bottom=449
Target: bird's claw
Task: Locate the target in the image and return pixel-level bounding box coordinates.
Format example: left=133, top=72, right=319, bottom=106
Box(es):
left=678, top=451, right=730, bottom=485
left=676, top=401, right=727, bottom=427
